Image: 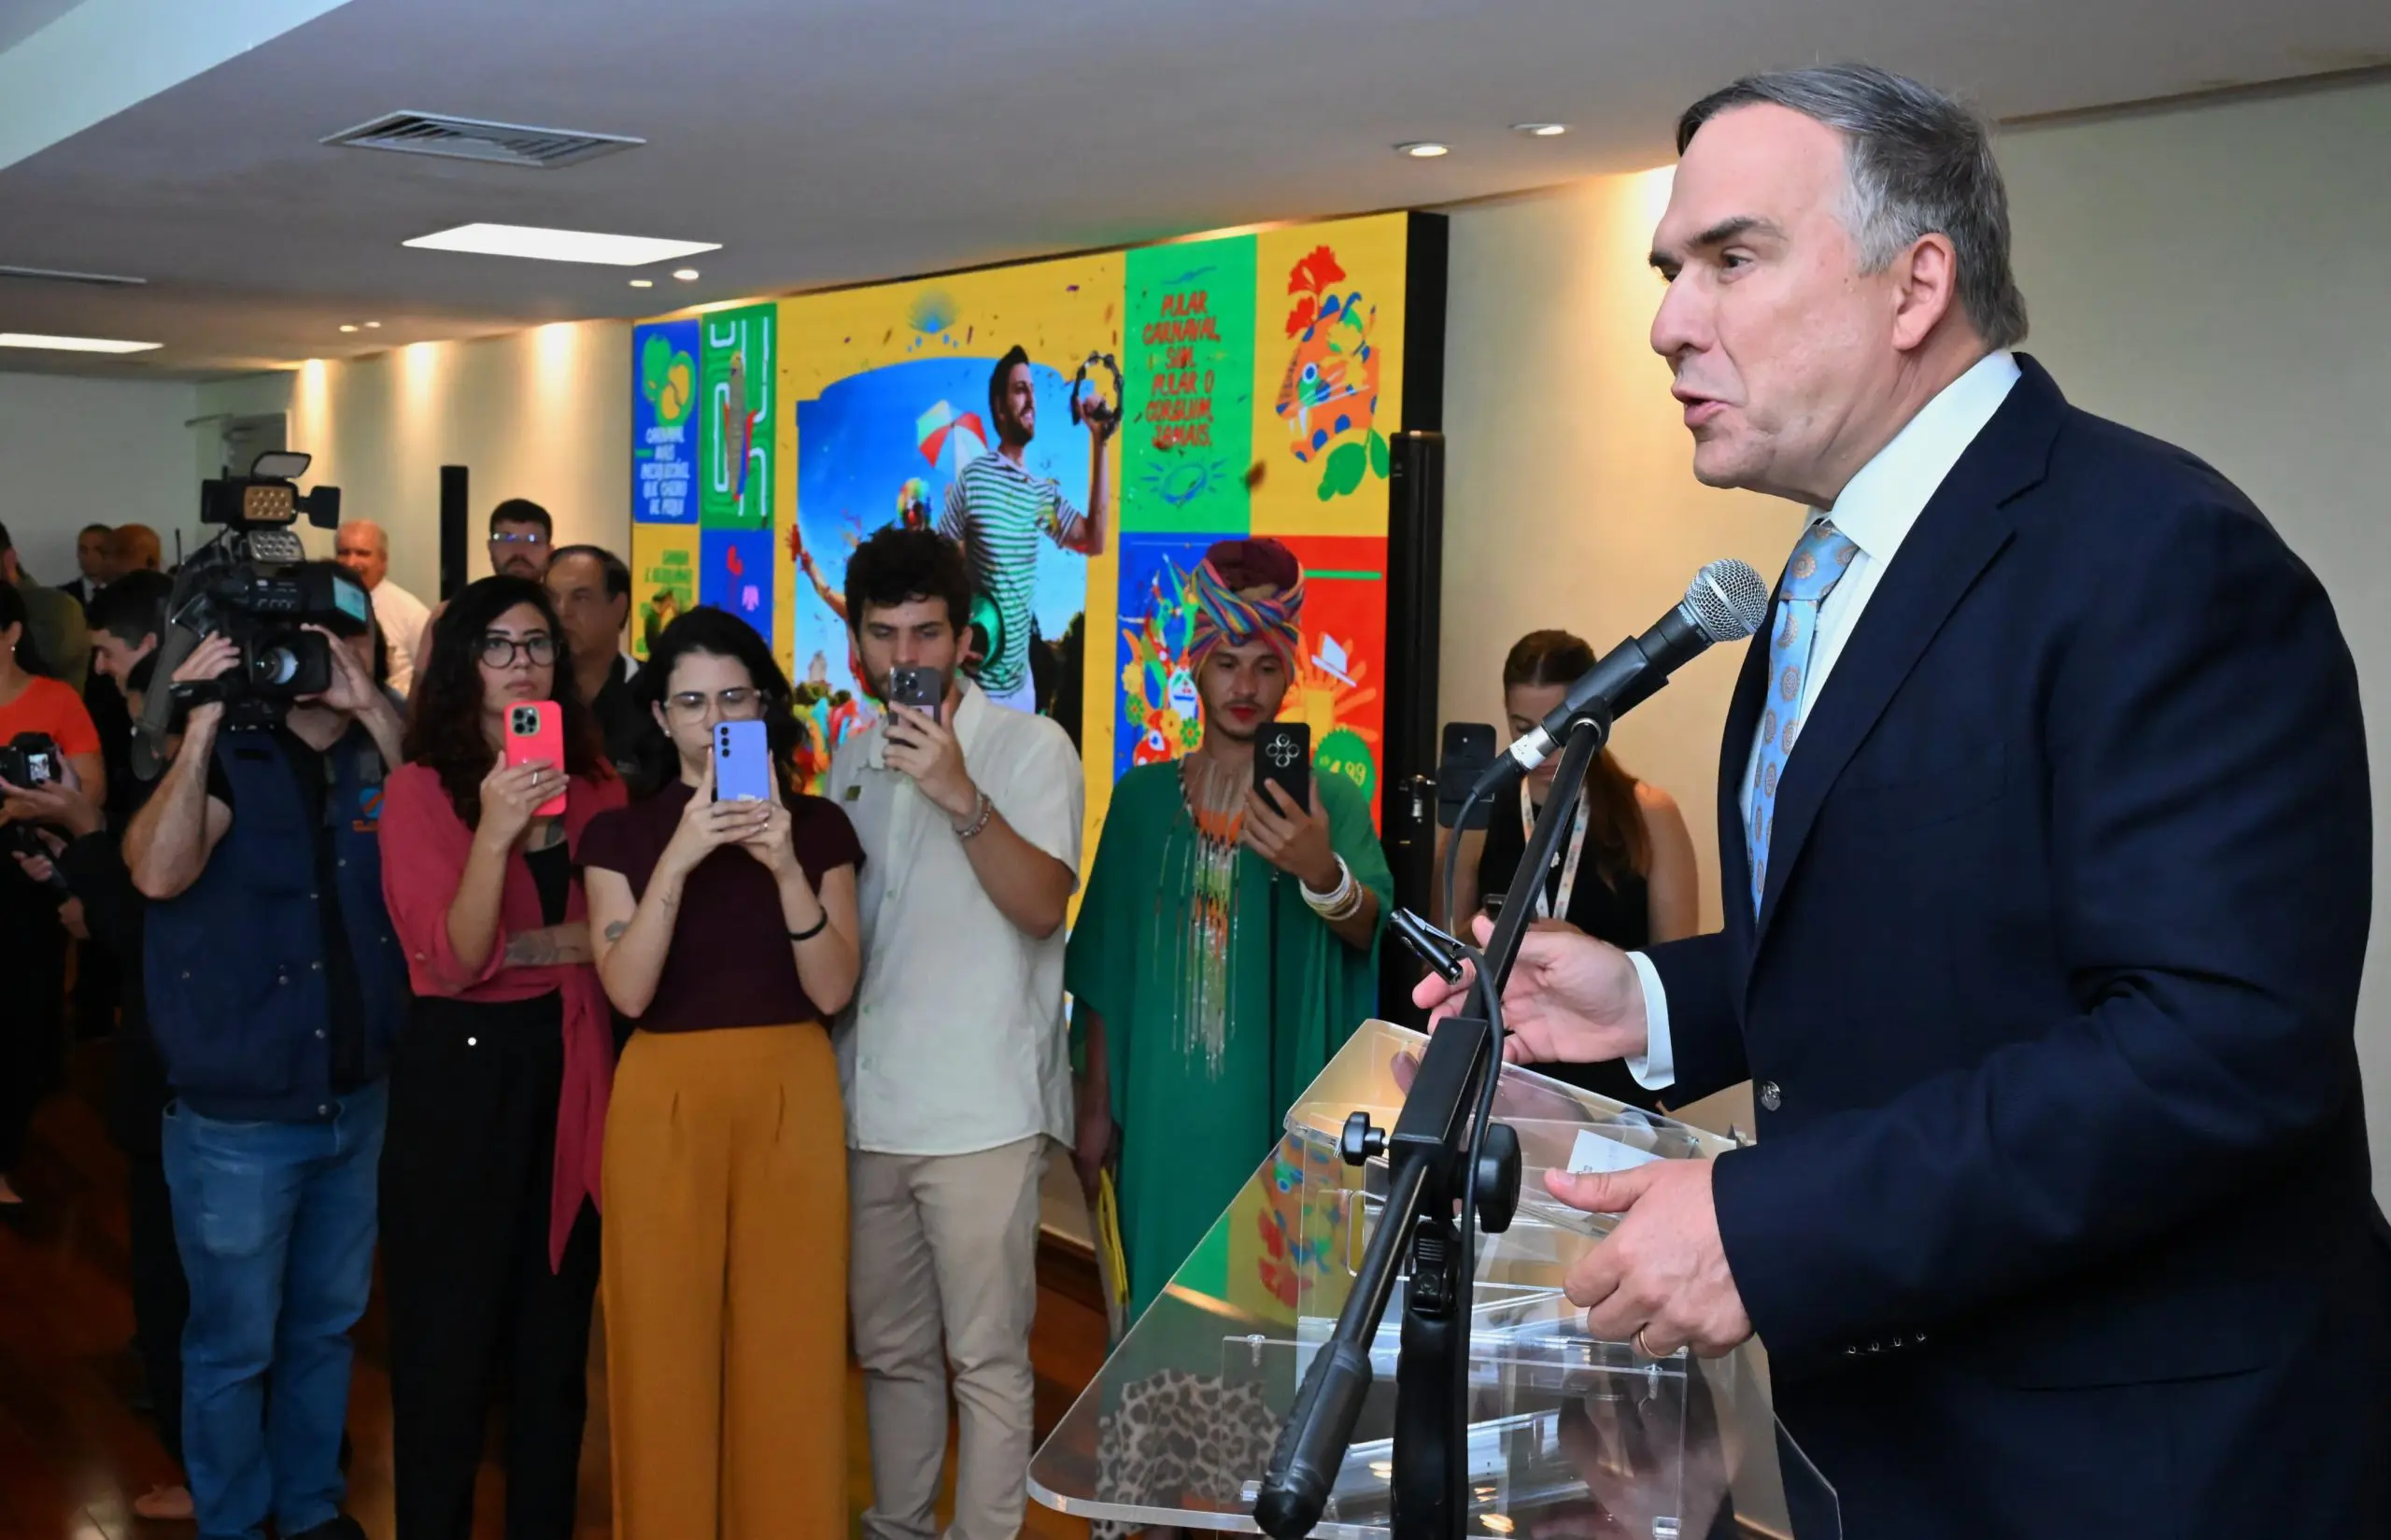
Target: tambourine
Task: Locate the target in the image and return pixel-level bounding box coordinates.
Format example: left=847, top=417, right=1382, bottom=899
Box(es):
left=1069, top=350, right=1125, bottom=436
left=964, top=589, right=1007, bottom=675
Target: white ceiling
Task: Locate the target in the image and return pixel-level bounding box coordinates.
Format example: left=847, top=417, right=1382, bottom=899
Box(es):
left=1, top=0, right=2385, bottom=381
left=0, top=0, right=80, bottom=54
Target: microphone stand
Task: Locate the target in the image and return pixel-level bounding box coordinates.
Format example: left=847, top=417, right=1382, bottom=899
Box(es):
left=1255, top=713, right=1613, bottom=1539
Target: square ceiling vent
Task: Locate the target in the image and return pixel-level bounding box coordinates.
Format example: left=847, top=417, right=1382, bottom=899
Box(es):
left=321, top=112, right=644, bottom=170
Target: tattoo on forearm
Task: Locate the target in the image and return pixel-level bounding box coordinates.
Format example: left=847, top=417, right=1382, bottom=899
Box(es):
left=604, top=921, right=628, bottom=941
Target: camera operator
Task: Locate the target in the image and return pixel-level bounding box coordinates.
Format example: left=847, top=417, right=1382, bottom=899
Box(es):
left=0, top=579, right=105, bottom=1209
left=123, top=566, right=408, bottom=1540
left=7, top=634, right=195, bottom=1520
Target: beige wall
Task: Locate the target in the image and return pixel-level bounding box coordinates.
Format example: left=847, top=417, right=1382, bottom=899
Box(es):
left=1436, top=75, right=2391, bottom=1203
left=194, top=319, right=633, bottom=602
left=0, top=370, right=201, bottom=583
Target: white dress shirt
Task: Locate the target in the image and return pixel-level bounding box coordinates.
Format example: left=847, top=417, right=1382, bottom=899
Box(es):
left=370, top=578, right=433, bottom=698
left=828, top=681, right=1086, bottom=1155
left=1626, top=350, right=2022, bottom=1091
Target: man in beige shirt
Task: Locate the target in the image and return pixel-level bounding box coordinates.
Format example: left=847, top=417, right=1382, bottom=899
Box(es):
left=828, top=526, right=1082, bottom=1540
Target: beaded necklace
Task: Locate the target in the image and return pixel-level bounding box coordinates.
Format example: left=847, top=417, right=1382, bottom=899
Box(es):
left=1175, top=751, right=1248, bottom=1079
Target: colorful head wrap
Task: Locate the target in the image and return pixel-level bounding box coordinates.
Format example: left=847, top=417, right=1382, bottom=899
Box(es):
left=1186, top=537, right=1306, bottom=668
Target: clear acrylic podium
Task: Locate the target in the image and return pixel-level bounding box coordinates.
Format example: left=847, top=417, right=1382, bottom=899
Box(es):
left=1029, top=1020, right=1839, bottom=1538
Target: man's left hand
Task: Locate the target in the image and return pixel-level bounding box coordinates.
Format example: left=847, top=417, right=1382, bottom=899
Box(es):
left=1243, top=781, right=1338, bottom=892
left=302, top=625, right=378, bottom=715
left=884, top=703, right=978, bottom=824
left=1544, top=1159, right=1753, bottom=1358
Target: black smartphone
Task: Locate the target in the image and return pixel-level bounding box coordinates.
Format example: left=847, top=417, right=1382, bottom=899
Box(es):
left=1254, top=721, right=1311, bottom=812
left=887, top=665, right=943, bottom=727
left=1437, top=722, right=1498, bottom=828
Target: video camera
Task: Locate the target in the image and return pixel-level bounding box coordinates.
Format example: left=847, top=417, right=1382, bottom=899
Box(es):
left=0, top=731, right=60, bottom=792
left=171, top=561, right=373, bottom=717
left=0, top=732, right=69, bottom=895
left=137, top=453, right=366, bottom=755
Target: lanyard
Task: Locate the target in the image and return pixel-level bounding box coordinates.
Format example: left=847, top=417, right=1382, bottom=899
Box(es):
left=1520, top=780, right=1591, bottom=922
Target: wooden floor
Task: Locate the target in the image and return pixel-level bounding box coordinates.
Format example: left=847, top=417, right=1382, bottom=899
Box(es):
left=0, top=1043, right=1104, bottom=1538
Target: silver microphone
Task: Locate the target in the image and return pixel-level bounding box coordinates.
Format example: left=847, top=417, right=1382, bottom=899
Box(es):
left=1503, top=558, right=1771, bottom=775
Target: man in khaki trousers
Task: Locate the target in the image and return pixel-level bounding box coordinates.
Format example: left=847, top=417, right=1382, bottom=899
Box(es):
left=828, top=527, right=1085, bottom=1539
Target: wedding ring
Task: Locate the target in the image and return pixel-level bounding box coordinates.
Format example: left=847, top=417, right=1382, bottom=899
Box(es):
left=1634, top=1326, right=1660, bottom=1358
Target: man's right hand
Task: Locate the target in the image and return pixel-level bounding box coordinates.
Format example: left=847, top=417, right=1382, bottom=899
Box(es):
left=172, top=634, right=243, bottom=731
left=1410, top=912, right=1651, bottom=1067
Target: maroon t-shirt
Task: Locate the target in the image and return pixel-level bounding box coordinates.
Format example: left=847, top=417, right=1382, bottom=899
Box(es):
left=579, top=780, right=864, bottom=1031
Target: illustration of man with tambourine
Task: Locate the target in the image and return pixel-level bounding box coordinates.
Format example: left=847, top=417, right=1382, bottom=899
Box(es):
left=937, top=346, right=1119, bottom=714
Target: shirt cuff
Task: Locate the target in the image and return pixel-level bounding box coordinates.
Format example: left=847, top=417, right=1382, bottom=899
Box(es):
left=1622, top=951, right=1676, bottom=1092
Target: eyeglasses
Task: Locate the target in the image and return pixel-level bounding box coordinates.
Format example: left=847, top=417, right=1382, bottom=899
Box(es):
left=477, top=633, right=558, bottom=668
left=665, top=686, right=763, bottom=723
left=489, top=531, right=550, bottom=547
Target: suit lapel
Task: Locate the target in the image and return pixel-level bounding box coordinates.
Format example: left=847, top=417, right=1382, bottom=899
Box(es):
left=1751, top=356, right=2068, bottom=944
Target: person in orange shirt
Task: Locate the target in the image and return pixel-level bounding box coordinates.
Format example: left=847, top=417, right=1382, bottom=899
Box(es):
left=0, top=580, right=105, bottom=1207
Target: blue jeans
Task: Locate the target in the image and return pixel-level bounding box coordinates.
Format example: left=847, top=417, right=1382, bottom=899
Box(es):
left=163, top=1082, right=388, bottom=1540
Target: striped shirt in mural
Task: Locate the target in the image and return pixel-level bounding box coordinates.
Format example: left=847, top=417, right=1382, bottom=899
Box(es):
left=940, top=451, right=1083, bottom=698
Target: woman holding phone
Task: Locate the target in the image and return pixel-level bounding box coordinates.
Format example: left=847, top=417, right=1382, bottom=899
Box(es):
left=580, top=605, right=862, bottom=1539
left=375, top=576, right=624, bottom=1540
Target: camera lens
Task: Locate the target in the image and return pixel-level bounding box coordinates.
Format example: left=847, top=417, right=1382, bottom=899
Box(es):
left=249, top=644, right=301, bottom=687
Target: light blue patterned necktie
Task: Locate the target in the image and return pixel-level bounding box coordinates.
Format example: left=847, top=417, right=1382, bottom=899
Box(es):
left=1747, top=519, right=1860, bottom=913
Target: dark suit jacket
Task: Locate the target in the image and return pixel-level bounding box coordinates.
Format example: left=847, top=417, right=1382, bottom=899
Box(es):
left=1647, top=357, right=2391, bottom=1537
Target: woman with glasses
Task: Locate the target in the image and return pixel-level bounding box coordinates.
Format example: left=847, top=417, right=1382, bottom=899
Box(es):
left=375, top=577, right=624, bottom=1540
left=580, top=605, right=862, bottom=1539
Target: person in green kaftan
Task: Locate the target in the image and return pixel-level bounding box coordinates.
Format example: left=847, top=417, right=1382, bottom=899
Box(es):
left=1067, top=537, right=1392, bottom=1326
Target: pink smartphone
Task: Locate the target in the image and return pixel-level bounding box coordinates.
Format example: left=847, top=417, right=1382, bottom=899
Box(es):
left=505, top=700, right=567, bottom=817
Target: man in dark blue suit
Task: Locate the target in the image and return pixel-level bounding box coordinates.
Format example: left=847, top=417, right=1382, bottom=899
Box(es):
left=1422, top=64, right=2389, bottom=1536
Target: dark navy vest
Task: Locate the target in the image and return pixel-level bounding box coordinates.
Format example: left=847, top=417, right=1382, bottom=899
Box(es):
left=147, top=725, right=407, bottom=1121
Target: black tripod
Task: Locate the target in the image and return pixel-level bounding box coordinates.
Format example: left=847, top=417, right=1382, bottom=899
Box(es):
left=1255, top=713, right=1615, bottom=1538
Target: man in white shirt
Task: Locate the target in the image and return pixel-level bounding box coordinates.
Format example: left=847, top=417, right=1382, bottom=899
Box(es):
left=827, top=525, right=1083, bottom=1540
left=333, top=519, right=431, bottom=697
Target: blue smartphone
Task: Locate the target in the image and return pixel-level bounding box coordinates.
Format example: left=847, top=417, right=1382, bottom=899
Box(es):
left=713, top=719, right=773, bottom=802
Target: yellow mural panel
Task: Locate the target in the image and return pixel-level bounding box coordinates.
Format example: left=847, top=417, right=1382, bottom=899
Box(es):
left=1245, top=213, right=1411, bottom=539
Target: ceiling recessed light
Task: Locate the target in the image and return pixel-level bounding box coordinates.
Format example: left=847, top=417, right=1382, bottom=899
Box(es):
left=0, top=332, right=162, bottom=354
left=1513, top=121, right=1568, bottom=137
left=629, top=278, right=654, bottom=289
left=1396, top=141, right=1450, bottom=159
left=402, top=222, right=721, bottom=267
left=339, top=324, right=360, bottom=333
left=363, top=320, right=382, bottom=329
left=672, top=268, right=700, bottom=281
